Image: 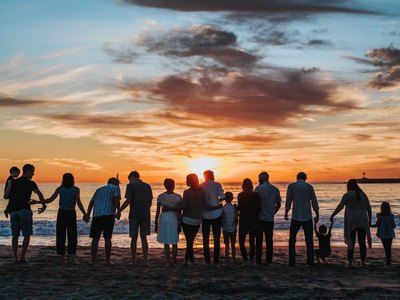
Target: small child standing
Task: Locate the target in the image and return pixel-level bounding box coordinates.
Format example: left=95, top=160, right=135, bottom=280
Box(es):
left=314, top=220, right=333, bottom=264
left=372, top=201, right=396, bottom=266
left=3, top=166, right=20, bottom=218
left=222, top=192, right=238, bottom=265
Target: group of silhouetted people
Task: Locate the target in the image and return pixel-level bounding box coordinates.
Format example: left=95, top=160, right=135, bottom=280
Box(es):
left=3, top=164, right=397, bottom=267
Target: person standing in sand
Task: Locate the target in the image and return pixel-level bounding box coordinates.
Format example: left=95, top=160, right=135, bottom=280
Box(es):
left=285, top=172, right=319, bottom=267
left=200, top=170, right=225, bottom=267
left=7, top=164, right=46, bottom=263
left=154, top=178, right=182, bottom=266
left=116, top=170, right=153, bottom=266
left=85, top=177, right=121, bottom=265
left=255, top=172, right=281, bottom=265
left=330, top=179, right=372, bottom=268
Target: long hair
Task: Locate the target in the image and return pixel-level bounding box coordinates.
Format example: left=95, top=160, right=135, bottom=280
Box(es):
left=380, top=201, right=391, bottom=216
left=62, top=173, right=75, bottom=188
left=347, top=179, right=365, bottom=201
left=186, top=173, right=200, bottom=189
left=242, top=178, right=254, bottom=192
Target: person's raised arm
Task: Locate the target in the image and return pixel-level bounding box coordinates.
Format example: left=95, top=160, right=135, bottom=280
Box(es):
left=284, top=185, right=293, bottom=220
left=43, top=187, right=61, bottom=204
left=75, top=188, right=87, bottom=216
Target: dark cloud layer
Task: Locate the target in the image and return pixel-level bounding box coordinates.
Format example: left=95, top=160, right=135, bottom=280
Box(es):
left=0, top=96, right=51, bottom=107
left=140, top=25, right=259, bottom=68
left=349, top=46, right=400, bottom=89
left=123, top=68, right=357, bottom=127
left=49, top=113, right=147, bottom=128
left=121, top=0, right=376, bottom=15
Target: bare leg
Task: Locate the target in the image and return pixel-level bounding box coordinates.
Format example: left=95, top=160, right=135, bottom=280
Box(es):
left=322, top=257, right=328, bottom=265
left=12, top=236, right=19, bottom=262
left=164, top=244, right=171, bottom=266
left=20, top=236, right=30, bottom=262
left=315, top=250, right=321, bottom=264
left=130, top=237, right=138, bottom=265
left=105, top=238, right=112, bottom=265
left=90, top=238, right=99, bottom=264
left=141, top=235, right=149, bottom=266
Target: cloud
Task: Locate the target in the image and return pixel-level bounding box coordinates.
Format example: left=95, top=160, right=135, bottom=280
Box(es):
left=120, top=0, right=377, bottom=15
left=139, top=25, right=259, bottom=68
left=252, top=28, right=299, bottom=45
left=306, top=39, right=332, bottom=47
left=0, top=96, right=53, bottom=107
left=122, top=67, right=358, bottom=128
left=104, top=43, right=137, bottom=64
left=352, top=134, right=372, bottom=141
left=348, top=46, right=400, bottom=90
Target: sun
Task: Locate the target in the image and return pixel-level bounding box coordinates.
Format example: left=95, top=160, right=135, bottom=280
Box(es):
left=186, top=157, right=220, bottom=179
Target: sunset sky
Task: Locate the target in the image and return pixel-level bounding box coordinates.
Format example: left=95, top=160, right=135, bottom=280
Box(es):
left=0, top=0, right=399, bottom=183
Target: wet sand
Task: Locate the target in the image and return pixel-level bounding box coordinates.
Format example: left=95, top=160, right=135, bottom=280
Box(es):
left=0, top=245, right=399, bottom=299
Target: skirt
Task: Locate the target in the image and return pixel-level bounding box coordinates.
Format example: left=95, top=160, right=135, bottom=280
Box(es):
left=157, top=211, right=179, bottom=244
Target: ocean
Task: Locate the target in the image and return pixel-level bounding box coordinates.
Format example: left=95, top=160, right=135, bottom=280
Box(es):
left=1, top=182, right=399, bottom=248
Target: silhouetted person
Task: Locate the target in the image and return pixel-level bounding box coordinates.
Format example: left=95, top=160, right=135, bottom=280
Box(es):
left=371, top=201, right=396, bottom=266
left=154, top=178, right=182, bottom=266
left=200, top=170, right=225, bottom=267
left=285, top=172, right=319, bottom=267
left=222, top=192, right=238, bottom=265
left=117, top=171, right=153, bottom=266
left=238, top=178, right=261, bottom=265
left=330, top=179, right=371, bottom=268
left=3, top=166, right=20, bottom=218
left=41, top=173, right=87, bottom=264
left=85, top=177, right=120, bottom=265
left=255, top=172, right=281, bottom=265
left=180, top=173, right=206, bottom=266
left=314, top=221, right=333, bottom=264
left=8, top=164, right=46, bottom=263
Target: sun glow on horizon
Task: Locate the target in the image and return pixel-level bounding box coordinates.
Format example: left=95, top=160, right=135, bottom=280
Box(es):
left=186, top=157, right=220, bottom=180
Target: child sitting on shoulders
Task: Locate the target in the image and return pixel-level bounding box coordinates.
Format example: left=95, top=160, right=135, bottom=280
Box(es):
left=314, top=220, right=333, bottom=264
left=371, top=201, right=396, bottom=266
left=3, top=166, right=20, bottom=218
left=222, top=192, right=238, bottom=265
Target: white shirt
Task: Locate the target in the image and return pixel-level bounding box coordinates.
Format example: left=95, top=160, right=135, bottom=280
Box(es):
left=285, top=179, right=319, bottom=222
left=255, top=182, right=281, bottom=222
left=200, top=180, right=225, bottom=219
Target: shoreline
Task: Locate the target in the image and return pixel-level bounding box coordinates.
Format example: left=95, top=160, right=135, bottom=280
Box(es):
left=0, top=245, right=399, bottom=299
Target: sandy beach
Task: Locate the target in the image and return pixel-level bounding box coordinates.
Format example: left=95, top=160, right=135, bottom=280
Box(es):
left=0, top=245, right=399, bottom=299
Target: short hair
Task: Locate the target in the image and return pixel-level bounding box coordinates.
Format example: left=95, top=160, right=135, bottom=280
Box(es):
left=107, top=177, right=120, bottom=186
left=297, top=172, right=307, bottom=180
left=259, top=172, right=269, bottom=183
left=318, top=224, right=327, bottom=234
left=62, top=173, right=75, bottom=188
left=225, top=192, right=233, bottom=202
left=128, top=170, right=140, bottom=179
left=22, top=164, right=35, bottom=173
left=9, top=166, right=20, bottom=174
left=164, top=178, right=175, bottom=190
left=203, top=170, right=214, bottom=179
left=242, top=178, right=254, bottom=192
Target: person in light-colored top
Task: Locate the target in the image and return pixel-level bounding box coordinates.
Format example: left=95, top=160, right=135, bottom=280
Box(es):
left=181, top=173, right=206, bottom=266
left=200, top=170, right=225, bottom=266
left=330, top=179, right=371, bottom=268
left=285, top=172, right=319, bottom=266
left=85, top=178, right=121, bottom=265
left=154, top=178, right=182, bottom=266
left=255, top=172, right=281, bottom=265
left=42, top=173, right=87, bottom=264
left=222, top=192, right=238, bottom=265
left=372, top=202, right=395, bottom=266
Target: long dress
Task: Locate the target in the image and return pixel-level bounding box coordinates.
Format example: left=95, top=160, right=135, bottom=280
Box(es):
left=157, top=192, right=182, bottom=244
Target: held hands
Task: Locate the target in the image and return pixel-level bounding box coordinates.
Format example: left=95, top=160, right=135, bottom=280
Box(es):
left=314, top=215, right=319, bottom=224
left=83, top=214, right=90, bottom=223
left=115, top=211, right=121, bottom=220
left=329, top=215, right=334, bottom=222
left=37, top=203, right=47, bottom=214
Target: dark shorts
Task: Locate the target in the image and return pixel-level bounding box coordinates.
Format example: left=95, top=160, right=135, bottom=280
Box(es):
left=90, top=215, right=115, bottom=239
left=129, top=218, right=150, bottom=237
left=223, top=230, right=237, bottom=244
left=10, top=209, right=33, bottom=237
